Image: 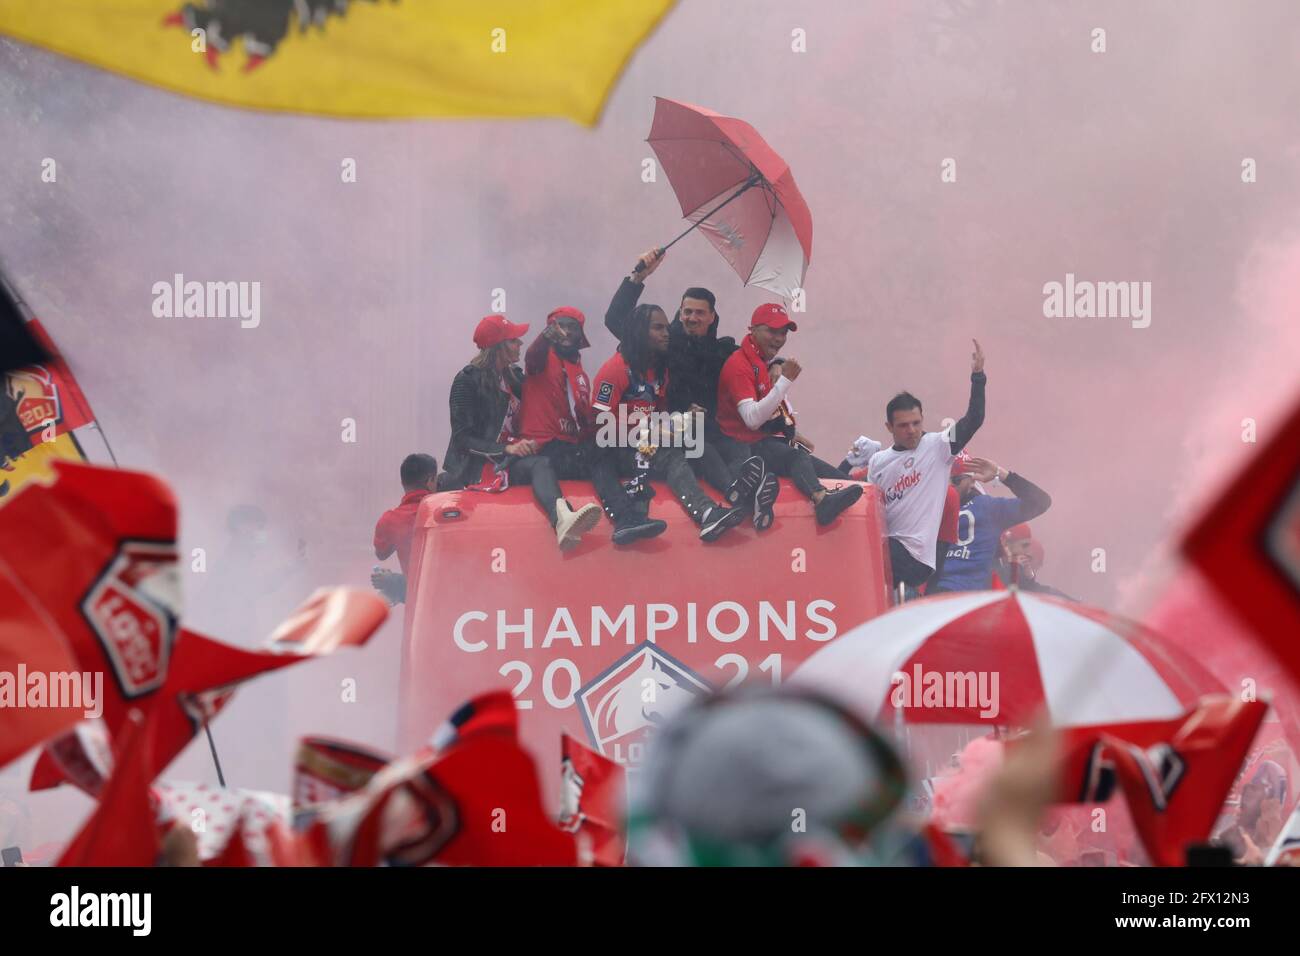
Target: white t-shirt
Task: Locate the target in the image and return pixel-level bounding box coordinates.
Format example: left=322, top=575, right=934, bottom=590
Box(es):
left=867, top=431, right=954, bottom=568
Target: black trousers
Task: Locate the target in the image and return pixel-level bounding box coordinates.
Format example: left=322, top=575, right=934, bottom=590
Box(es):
left=689, top=421, right=742, bottom=495
left=507, top=440, right=589, bottom=527
left=888, top=537, right=935, bottom=590
left=812, top=456, right=849, bottom=481
left=711, top=433, right=824, bottom=499
left=589, top=444, right=717, bottom=523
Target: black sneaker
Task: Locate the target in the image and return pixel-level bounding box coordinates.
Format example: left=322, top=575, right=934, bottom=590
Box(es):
left=698, top=505, right=746, bottom=542
left=752, top=472, right=780, bottom=531
left=724, top=456, right=765, bottom=510
left=814, top=484, right=863, bottom=526
left=612, top=516, right=668, bottom=545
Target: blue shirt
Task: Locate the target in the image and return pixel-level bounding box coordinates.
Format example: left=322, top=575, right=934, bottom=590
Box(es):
left=934, top=493, right=1026, bottom=592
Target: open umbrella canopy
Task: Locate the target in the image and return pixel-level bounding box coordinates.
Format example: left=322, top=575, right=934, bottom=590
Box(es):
left=647, top=97, right=813, bottom=301
left=791, top=590, right=1223, bottom=728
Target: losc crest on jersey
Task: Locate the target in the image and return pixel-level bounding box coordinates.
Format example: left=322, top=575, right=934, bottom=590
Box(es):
left=80, top=540, right=180, bottom=699
left=577, top=641, right=711, bottom=766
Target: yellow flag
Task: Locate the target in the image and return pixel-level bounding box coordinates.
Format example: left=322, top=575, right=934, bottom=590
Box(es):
left=0, top=0, right=675, bottom=125
left=0, top=432, right=84, bottom=506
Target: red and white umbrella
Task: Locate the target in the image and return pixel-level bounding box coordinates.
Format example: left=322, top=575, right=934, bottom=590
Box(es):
left=791, top=590, right=1223, bottom=728
left=645, top=97, right=813, bottom=301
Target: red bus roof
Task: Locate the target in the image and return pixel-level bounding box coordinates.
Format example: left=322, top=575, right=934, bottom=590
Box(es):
left=400, top=478, right=891, bottom=808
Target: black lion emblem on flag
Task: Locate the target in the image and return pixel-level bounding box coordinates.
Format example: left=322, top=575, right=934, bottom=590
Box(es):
left=163, top=0, right=401, bottom=72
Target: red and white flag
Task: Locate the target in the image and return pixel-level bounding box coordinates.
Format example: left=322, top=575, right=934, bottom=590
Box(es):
left=560, top=733, right=626, bottom=866
left=311, top=692, right=576, bottom=866
left=1184, top=392, right=1300, bottom=688
left=1050, top=697, right=1268, bottom=866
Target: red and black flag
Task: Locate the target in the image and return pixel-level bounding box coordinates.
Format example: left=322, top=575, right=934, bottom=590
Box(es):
left=1051, top=697, right=1268, bottom=866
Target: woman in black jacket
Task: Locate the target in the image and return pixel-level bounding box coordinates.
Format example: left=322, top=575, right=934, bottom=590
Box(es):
left=442, top=314, right=530, bottom=491
left=442, top=314, right=602, bottom=551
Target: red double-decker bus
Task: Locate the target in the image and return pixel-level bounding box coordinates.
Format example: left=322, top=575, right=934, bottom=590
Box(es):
left=400, top=478, right=891, bottom=805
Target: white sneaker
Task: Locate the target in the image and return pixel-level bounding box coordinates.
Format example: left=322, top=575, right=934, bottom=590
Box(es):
left=555, top=500, right=602, bottom=551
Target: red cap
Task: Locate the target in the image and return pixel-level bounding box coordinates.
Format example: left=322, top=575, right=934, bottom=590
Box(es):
left=1002, top=523, right=1032, bottom=544
left=546, top=306, right=591, bottom=349
left=473, top=314, right=529, bottom=350
left=750, top=302, right=798, bottom=332
left=952, top=451, right=979, bottom=477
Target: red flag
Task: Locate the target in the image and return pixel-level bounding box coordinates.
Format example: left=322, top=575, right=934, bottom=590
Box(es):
left=0, top=573, right=85, bottom=769
left=313, top=694, right=576, bottom=866
left=0, top=461, right=179, bottom=739
left=29, top=721, right=112, bottom=795
left=30, top=592, right=388, bottom=797
left=57, top=712, right=159, bottom=867
left=1049, top=697, right=1268, bottom=866
left=560, top=733, right=626, bottom=866
left=1184, top=392, right=1300, bottom=686
left=293, top=736, right=391, bottom=817
left=5, top=319, right=94, bottom=440
left=142, top=593, right=386, bottom=779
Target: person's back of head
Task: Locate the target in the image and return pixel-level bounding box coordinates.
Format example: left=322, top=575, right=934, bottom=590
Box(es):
left=400, top=453, right=438, bottom=492
left=628, top=687, right=908, bottom=866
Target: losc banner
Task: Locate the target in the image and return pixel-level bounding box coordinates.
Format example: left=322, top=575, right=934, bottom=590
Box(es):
left=1, top=318, right=95, bottom=502
left=400, top=479, right=892, bottom=804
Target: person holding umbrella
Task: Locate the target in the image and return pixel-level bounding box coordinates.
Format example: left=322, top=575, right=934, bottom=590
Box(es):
left=716, top=303, right=863, bottom=528
left=624, top=98, right=822, bottom=524
left=604, top=247, right=770, bottom=518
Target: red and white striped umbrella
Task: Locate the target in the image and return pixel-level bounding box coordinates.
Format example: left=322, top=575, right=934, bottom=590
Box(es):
left=791, top=591, right=1223, bottom=728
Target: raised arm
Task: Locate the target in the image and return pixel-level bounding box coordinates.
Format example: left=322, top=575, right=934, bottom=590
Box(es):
left=737, top=372, right=795, bottom=430
left=606, top=248, right=662, bottom=340
left=524, top=332, right=552, bottom=376
left=1004, top=472, right=1052, bottom=523
left=604, top=278, right=643, bottom=343
left=968, top=457, right=1053, bottom=525
left=950, top=339, right=986, bottom=454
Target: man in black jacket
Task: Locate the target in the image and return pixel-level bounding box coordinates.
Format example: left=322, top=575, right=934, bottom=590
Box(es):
left=604, top=249, right=768, bottom=515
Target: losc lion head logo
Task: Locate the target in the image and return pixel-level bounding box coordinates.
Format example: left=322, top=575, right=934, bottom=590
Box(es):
left=577, top=642, right=711, bottom=765
left=80, top=540, right=181, bottom=699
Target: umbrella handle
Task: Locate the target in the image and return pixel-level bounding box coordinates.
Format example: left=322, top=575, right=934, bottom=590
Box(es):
left=630, top=247, right=666, bottom=275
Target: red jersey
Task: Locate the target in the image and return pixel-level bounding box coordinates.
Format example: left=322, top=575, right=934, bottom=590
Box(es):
left=373, top=489, right=431, bottom=575
left=591, top=352, right=669, bottom=416
left=519, top=338, right=592, bottom=444
left=716, top=334, right=775, bottom=443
